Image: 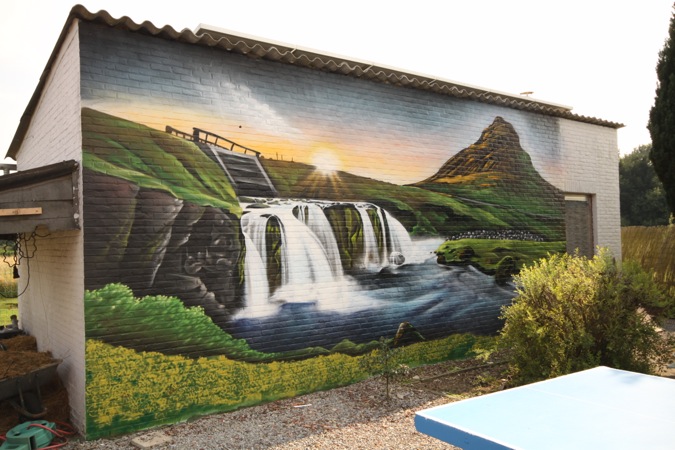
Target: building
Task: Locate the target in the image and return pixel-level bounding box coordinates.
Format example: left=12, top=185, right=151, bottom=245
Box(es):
left=0, top=5, right=622, bottom=438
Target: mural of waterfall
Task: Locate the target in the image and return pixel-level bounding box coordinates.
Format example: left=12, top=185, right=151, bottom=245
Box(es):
left=80, top=109, right=564, bottom=358
left=237, top=199, right=412, bottom=316
left=228, top=198, right=515, bottom=352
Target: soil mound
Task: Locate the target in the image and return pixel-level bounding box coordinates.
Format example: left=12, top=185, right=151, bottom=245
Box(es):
left=0, top=334, right=70, bottom=435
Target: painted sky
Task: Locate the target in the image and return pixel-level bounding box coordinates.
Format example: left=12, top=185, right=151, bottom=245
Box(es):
left=83, top=68, right=562, bottom=187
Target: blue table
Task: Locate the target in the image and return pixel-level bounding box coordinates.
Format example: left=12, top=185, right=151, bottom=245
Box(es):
left=415, top=366, right=675, bottom=450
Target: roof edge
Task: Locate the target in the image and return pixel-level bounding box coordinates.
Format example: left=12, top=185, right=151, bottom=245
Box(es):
left=195, top=23, right=576, bottom=113
left=5, top=5, right=624, bottom=160
left=0, top=160, right=79, bottom=191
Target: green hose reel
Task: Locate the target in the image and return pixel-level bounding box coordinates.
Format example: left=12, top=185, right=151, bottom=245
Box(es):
left=0, top=421, right=55, bottom=450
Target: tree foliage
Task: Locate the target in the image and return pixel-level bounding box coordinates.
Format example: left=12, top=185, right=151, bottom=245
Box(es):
left=500, top=250, right=674, bottom=385
left=648, top=6, right=675, bottom=217
left=619, top=144, right=669, bottom=226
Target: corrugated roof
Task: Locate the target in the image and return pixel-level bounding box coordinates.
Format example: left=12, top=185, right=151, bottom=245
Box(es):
left=6, top=4, right=624, bottom=160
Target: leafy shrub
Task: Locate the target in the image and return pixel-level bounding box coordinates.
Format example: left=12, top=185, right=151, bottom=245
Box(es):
left=621, top=259, right=675, bottom=318
left=359, top=337, right=406, bottom=400
left=500, top=249, right=674, bottom=385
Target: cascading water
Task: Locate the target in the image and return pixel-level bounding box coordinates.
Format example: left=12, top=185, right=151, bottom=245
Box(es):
left=294, top=203, right=343, bottom=279
left=229, top=199, right=515, bottom=352
left=241, top=233, right=273, bottom=316
left=236, top=199, right=414, bottom=318
left=383, top=209, right=413, bottom=264
left=355, top=204, right=382, bottom=270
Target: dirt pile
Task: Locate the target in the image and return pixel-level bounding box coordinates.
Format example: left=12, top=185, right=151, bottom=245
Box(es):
left=0, top=334, right=70, bottom=435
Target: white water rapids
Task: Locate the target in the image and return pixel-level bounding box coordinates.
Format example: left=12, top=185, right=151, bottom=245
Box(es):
left=236, top=199, right=420, bottom=318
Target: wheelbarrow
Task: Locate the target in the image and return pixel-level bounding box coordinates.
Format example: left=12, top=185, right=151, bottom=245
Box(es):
left=0, top=360, right=61, bottom=419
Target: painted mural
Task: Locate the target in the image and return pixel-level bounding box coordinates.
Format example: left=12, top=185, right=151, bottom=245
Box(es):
left=79, top=23, right=566, bottom=437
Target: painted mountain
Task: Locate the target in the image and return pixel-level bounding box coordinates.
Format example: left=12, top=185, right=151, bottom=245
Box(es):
left=413, top=116, right=565, bottom=239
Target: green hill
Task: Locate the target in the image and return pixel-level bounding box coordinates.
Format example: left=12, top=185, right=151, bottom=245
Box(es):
left=81, top=107, right=241, bottom=216
left=261, top=158, right=565, bottom=241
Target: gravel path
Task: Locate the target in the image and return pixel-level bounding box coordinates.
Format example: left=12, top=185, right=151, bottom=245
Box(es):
left=63, top=377, right=458, bottom=449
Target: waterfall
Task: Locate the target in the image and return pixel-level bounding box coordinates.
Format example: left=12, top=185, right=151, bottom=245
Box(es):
left=238, top=199, right=414, bottom=316
left=355, top=204, right=382, bottom=269
left=295, top=203, right=343, bottom=279
left=356, top=203, right=413, bottom=269
left=240, top=202, right=337, bottom=305
left=384, top=209, right=413, bottom=262
left=376, top=207, right=389, bottom=264
left=238, top=233, right=274, bottom=318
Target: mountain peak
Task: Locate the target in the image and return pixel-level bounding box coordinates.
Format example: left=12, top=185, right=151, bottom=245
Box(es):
left=416, top=116, right=531, bottom=185
left=473, top=116, right=521, bottom=158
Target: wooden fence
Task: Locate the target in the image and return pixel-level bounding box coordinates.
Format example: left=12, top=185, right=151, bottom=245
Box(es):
left=622, top=226, right=675, bottom=298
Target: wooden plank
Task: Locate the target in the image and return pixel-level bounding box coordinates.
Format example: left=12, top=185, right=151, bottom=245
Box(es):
left=0, top=169, right=80, bottom=234
left=0, top=207, right=42, bottom=217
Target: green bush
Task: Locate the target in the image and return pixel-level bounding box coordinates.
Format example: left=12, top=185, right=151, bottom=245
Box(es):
left=500, top=249, right=674, bottom=385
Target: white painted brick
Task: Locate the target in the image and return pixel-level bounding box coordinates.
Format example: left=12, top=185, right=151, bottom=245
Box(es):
left=13, top=22, right=86, bottom=434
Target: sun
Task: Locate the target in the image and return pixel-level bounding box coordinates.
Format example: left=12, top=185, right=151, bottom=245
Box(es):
left=311, top=148, right=342, bottom=175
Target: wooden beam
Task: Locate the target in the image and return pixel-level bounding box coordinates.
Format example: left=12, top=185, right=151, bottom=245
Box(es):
left=0, top=207, right=42, bottom=217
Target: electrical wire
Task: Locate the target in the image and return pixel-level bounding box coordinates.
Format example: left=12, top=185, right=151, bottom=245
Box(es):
left=28, top=420, right=76, bottom=449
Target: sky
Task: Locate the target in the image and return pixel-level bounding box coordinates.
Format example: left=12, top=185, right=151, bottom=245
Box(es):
left=1, top=0, right=672, bottom=165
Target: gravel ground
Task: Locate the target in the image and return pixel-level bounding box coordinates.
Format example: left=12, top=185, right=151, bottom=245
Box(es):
left=63, top=377, right=460, bottom=449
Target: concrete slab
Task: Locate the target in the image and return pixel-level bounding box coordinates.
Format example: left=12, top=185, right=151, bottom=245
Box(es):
left=131, top=431, right=172, bottom=449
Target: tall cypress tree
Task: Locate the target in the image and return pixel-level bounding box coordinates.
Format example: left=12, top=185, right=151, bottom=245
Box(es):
left=649, top=6, right=675, bottom=217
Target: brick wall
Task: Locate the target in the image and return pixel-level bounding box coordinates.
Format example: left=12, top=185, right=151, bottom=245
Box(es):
left=559, top=119, right=621, bottom=258
left=13, top=22, right=86, bottom=432
left=77, top=22, right=621, bottom=437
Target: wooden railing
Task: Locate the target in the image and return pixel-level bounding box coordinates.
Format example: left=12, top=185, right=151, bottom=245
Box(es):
left=165, top=126, right=261, bottom=157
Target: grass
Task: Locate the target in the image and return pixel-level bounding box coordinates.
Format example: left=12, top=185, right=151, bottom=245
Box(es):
left=622, top=226, right=675, bottom=300
left=435, top=238, right=566, bottom=274
left=0, top=259, right=18, bottom=325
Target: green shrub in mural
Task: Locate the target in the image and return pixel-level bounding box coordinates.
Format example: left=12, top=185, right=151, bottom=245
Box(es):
left=85, top=283, right=270, bottom=360
left=85, top=325, right=488, bottom=438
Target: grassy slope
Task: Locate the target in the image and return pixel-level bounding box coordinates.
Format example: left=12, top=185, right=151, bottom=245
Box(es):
left=81, top=107, right=241, bottom=215
left=261, top=158, right=565, bottom=240
left=0, top=257, right=17, bottom=324
left=436, top=239, right=566, bottom=274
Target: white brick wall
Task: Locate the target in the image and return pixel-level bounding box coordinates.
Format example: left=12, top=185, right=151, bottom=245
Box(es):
left=14, top=21, right=86, bottom=433
left=17, top=22, right=82, bottom=169
left=558, top=119, right=621, bottom=258
left=17, top=229, right=85, bottom=430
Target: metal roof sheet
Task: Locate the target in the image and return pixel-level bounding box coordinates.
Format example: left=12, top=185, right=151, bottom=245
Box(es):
left=5, top=4, right=624, bottom=160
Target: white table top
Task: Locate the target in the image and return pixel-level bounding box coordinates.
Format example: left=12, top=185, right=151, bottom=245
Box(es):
left=415, top=366, right=675, bottom=450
